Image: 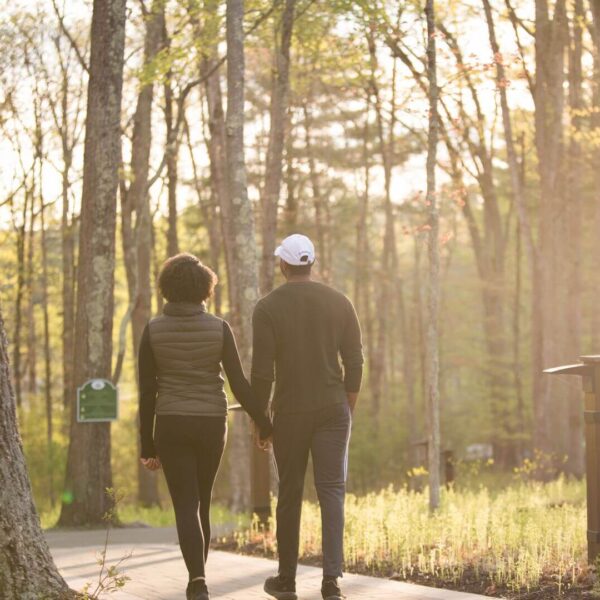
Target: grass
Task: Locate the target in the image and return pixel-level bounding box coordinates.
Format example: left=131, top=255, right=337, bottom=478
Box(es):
left=41, top=502, right=250, bottom=531
left=39, top=471, right=591, bottom=596
left=232, top=476, right=589, bottom=595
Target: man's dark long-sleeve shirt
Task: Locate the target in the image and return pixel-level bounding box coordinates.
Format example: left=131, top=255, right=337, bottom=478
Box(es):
left=251, top=280, right=363, bottom=414
left=139, top=320, right=272, bottom=458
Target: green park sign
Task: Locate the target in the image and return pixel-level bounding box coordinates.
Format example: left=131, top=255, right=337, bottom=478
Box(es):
left=76, top=379, right=118, bottom=422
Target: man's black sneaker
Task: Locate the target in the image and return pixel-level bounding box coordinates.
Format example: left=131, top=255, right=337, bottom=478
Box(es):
left=186, top=578, right=209, bottom=600
left=264, top=574, right=298, bottom=600
left=321, top=577, right=346, bottom=600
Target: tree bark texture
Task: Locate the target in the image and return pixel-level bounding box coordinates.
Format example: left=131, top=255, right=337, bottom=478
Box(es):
left=198, top=0, right=239, bottom=318
left=259, top=0, right=296, bottom=294
left=564, top=0, right=584, bottom=476
left=425, top=0, right=441, bottom=512
left=124, top=0, right=164, bottom=508
left=0, top=305, right=74, bottom=598
left=59, top=0, right=127, bottom=527
left=226, top=0, right=261, bottom=512
left=12, top=190, right=28, bottom=409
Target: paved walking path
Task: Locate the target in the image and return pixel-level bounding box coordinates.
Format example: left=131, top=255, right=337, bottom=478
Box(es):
left=46, top=527, right=491, bottom=600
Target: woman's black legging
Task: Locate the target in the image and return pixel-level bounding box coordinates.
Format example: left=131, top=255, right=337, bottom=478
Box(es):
left=155, top=414, right=227, bottom=580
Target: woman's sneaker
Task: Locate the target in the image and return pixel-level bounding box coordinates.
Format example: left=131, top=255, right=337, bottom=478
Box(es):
left=321, top=577, right=346, bottom=600
left=264, top=574, right=298, bottom=600
left=186, top=578, right=210, bottom=600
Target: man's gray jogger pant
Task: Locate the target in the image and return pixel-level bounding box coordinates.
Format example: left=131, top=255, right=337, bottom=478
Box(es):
left=272, top=401, right=352, bottom=579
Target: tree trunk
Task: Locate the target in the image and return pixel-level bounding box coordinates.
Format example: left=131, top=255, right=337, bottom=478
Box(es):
left=425, top=0, right=441, bottom=512
left=440, top=21, right=514, bottom=464
left=164, top=75, right=179, bottom=258
left=535, top=0, right=568, bottom=457
left=59, top=69, right=77, bottom=423
left=226, top=0, right=261, bottom=512
left=354, top=95, right=374, bottom=363
left=59, top=0, right=127, bottom=527
left=40, top=178, right=55, bottom=506
left=186, top=115, right=223, bottom=315
left=125, top=0, right=163, bottom=508
left=259, top=0, right=296, bottom=294
left=284, top=110, right=297, bottom=234
left=411, top=235, right=426, bottom=477
left=564, top=0, right=584, bottom=476
left=12, top=188, right=28, bottom=409
left=302, top=103, right=329, bottom=282
left=61, top=156, right=76, bottom=421
left=199, top=2, right=239, bottom=317
left=398, top=274, right=418, bottom=464
left=590, top=0, right=600, bottom=349
left=366, top=30, right=397, bottom=418
left=162, top=9, right=179, bottom=258
left=483, top=0, right=544, bottom=458
left=26, top=176, right=37, bottom=395
left=0, top=305, right=75, bottom=598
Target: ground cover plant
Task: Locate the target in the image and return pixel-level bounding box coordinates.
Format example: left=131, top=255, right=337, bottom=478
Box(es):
left=224, top=477, right=593, bottom=598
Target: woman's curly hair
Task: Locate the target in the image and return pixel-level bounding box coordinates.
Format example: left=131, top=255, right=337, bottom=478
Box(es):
left=158, top=253, right=218, bottom=303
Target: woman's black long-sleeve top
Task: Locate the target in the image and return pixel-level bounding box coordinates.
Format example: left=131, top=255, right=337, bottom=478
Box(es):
left=138, top=320, right=272, bottom=459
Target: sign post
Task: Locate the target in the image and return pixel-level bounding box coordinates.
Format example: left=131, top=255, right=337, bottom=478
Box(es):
left=77, top=379, right=118, bottom=423
left=545, top=355, right=600, bottom=563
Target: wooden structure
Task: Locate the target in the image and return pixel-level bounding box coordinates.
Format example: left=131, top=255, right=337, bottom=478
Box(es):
left=545, top=355, right=600, bottom=562
left=410, top=440, right=454, bottom=489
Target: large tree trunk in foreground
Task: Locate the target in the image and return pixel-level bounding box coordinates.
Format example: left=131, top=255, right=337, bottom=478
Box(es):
left=226, top=0, right=261, bottom=512
left=425, top=0, right=441, bottom=512
left=0, top=305, right=74, bottom=598
left=59, top=0, right=127, bottom=527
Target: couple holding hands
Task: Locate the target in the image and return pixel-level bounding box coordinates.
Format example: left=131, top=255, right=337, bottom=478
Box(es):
left=138, top=234, right=363, bottom=600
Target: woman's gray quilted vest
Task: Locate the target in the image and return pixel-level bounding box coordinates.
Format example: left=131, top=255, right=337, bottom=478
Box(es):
left=148, top=302, right=227, bottom=416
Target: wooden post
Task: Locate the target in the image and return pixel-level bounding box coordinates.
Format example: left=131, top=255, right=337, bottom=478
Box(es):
left=443, top=450, right=455, bottom=488
left=545, top=355, right=600, bottom=562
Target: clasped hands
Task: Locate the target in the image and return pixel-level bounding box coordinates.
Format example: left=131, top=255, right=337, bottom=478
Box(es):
left=140, top=457, right=161, bottom=471
left=253, top=423, right=272, bottom=452
left=141, top=426, right=271, bottom=471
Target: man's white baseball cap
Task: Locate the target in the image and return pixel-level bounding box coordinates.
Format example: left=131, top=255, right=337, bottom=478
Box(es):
left=274, top=234, right=315, bottom=266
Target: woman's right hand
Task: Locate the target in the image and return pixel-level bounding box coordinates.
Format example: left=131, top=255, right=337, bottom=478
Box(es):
left=141, top=457, right=161, bottom=471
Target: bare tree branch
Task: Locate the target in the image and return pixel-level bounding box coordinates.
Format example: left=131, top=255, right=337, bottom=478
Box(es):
left=147, top=0, right=282, bottom=189
left=51, top=0, right=89, bottom=74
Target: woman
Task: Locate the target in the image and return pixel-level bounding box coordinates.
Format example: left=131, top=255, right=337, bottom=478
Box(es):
left=138, top=253, right=272, bottom=600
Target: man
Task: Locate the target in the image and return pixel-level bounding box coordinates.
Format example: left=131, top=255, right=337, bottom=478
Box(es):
left=252, top=234, right=363, bottom=600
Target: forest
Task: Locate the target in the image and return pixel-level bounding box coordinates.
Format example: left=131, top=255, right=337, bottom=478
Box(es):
left=1, top=0, right=600, bottom=597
